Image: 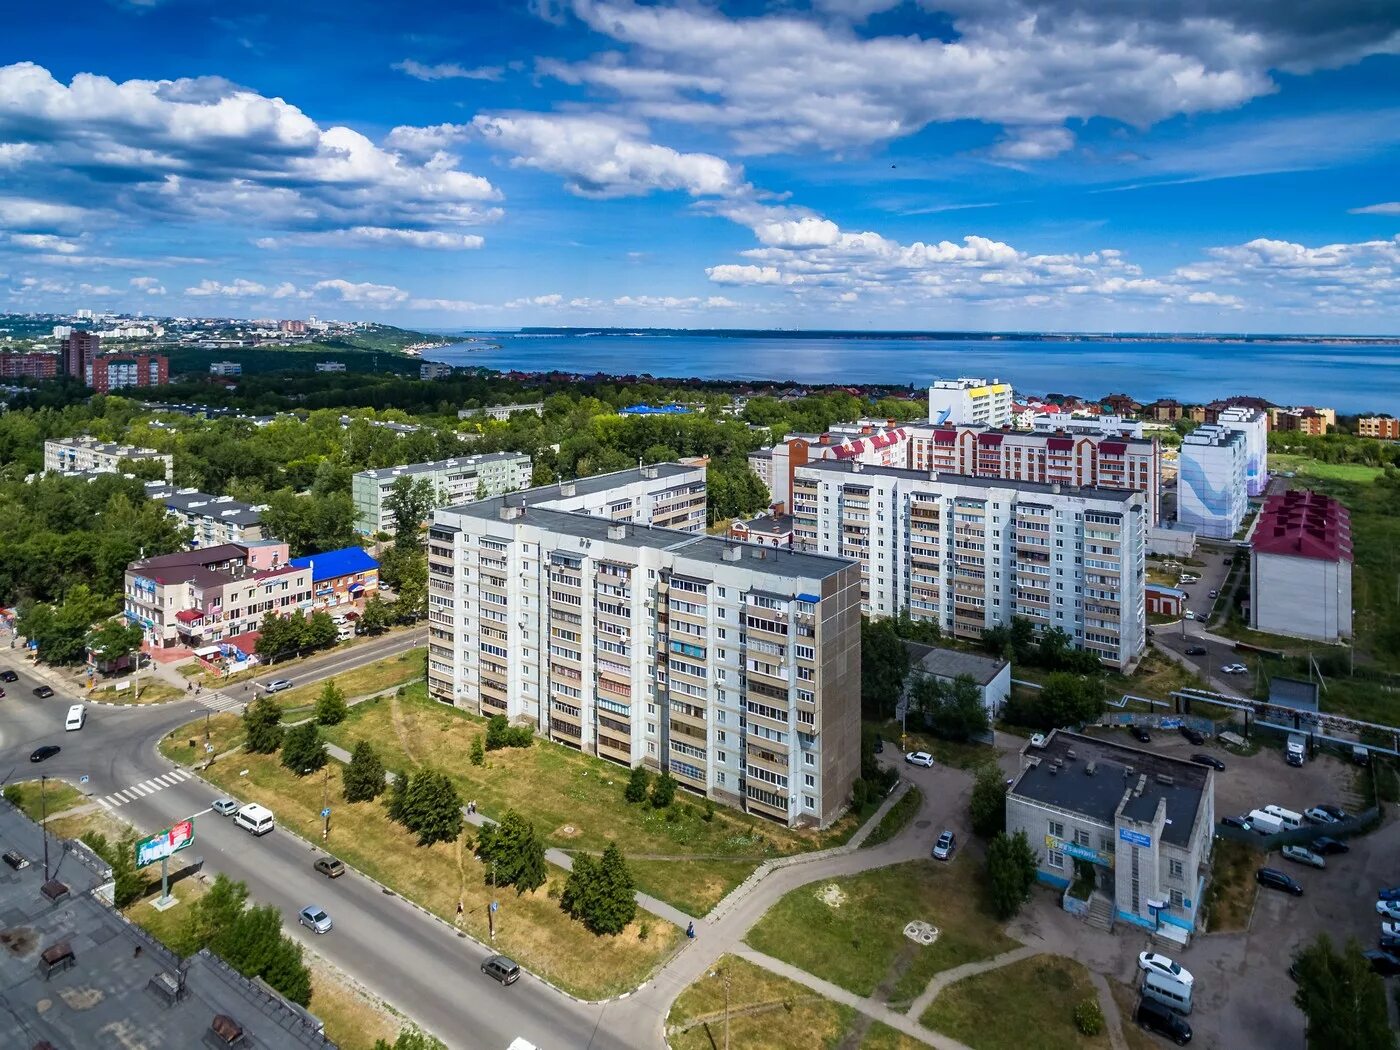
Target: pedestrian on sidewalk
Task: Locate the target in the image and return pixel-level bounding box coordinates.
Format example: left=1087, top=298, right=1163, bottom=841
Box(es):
left=456, top=900, right=463, bottom=924
left=686, top=921, right=695, bottom=939
left=187, top=681, right=192, bottom=693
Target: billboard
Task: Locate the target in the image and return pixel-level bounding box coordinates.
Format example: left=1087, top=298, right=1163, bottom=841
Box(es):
left=135, top=819, right=195, bottom=868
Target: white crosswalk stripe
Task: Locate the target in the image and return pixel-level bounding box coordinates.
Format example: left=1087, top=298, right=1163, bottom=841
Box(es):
left=101, top=769, right=198, bottom=808
left=194, top=689, right=246, bottom=713
left=96, top=797, right=112, bottom=810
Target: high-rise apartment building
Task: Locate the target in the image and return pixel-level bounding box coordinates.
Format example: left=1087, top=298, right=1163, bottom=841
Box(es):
left=1177, top=425, right=1248, bottom=539
left=0, top=352, right=59, bottom=379
left=749, top=420, right=912, bottom=509
left=63, top=330, right=100, bottom=379
left=352, top=452, right=534, bottom=534
left=791, top=460, right=1147, bottom=670
left=90, top=353, right=168, bottom=394
left=427, top=463, right=861, bottom=827
left=907, top=424, right=1161, bottom=524
left=1217, top=407, right=1268, bottom=497
left=928, top=377, right=1014, bottom=427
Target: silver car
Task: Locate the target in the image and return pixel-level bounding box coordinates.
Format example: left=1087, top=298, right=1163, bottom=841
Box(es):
left=1281, top=845, right=1325, bottom=870
left=298, top=905, right=333, bottom=934
left=212, top=798, right=239, bottom=817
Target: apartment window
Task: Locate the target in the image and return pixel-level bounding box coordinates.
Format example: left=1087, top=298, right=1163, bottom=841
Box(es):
left=1047, top=848, right=1064, bottom=870
left=647, top=742, right=655, bottom=755
left=646, top=723, right=656, bottom=734
left=804, top=774, right=815, bottom=787
left=1169, top=889, right=1185, bottom=909
left=717, top=772, right=725, bottom=786
left=717, top=751, right=726, bottom=764
left=1074, top=829, right=1090, bottom=848
left=804, top=752, right=815, bottom=766
left=804, top=795, right=816, bottom=811
left=1168, top=858, right=1184, bottom=880
left=1048, top=820, right=1064, bottom=839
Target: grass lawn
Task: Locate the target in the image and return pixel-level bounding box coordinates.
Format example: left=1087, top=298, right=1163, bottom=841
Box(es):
left=861, top=786, right=922, bottom=850
left=317, top=685, right=867, bottom=912
left=193, top=746, right=680, bottom=1000
left=920, top=954, right=1110, bottom=1050
left=161, top=711, right=246, bottom=763
left=272, top=651, right=424, bottom=708
left=1271, top=454, right=1385, bottom=484
left=860, top=1024, right=931, bottom=1049
left=90, top=679, right=187, bottom=704
left=627, top=858, right=758, bottom=917
left=667, top=954, right=855, bottom=1050
left=744, top=859, right=1020, bottom=1008
left=1202, top=838, right=1258, bottom=933
left=1112, top=647, right=1208, bottom=701
left=3, top=779, right=86, bottom=822
left=48, top=806, right=132, bottom=844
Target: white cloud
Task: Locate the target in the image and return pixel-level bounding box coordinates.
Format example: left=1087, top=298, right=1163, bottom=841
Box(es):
left=256, top=226, right=488, bottom=250
left=1350, top=202, right=1400, bottom=216
left=7, top=233, right=80, bottom=254
left=312, top=279, right=411, bottom=304
left=0, top=196, right=88, bottom=231
left=129, top=275, right=166, bottom=295
left=473, top=113, right=747, bottom=198
left=185, top=278, right=268, bottom=297
left=990, top=127, right=1076, bottom=162
left=393, top=60, right=503, bottom=82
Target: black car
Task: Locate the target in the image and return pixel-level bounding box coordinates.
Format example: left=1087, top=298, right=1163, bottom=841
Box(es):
left=1131, top=725, right=1152, bottom=743
left=1178, top=726, right=1206, bottom=746
left=1191, top=753, right=1226, bottom=771
left=1380, top=933, right=1400, bottom=953
left=1256, top=867, right=1304, bottom=896
left=32, top=685, right=53, bottom=698
left=29, top=745, right=60, bottom=763
left=1311, top=836, right=1350, bottom=855
left=1136, top=996, right=1192, bottom=1045
left=1221, top=815, right=1251, bottom=830
left=873, top=735, right=884, bottom=754
left=1184, top=645, right=1207, bottom=656
left=0, top=669, right=17, bottom=682
left=1363, top=949, right=1400, bottom=977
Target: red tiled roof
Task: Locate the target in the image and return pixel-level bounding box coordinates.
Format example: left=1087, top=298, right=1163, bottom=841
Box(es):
left=175, top=609, right=204, bottom=623
left=1253, top=490, right=1352, bottom=563
left=933, top=429, right=957, bottom=444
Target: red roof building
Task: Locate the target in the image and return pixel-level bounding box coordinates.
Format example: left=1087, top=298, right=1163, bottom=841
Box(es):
left=1250, top=490, right=1352, bottom=642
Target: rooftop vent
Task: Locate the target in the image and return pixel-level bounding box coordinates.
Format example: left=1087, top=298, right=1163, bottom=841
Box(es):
left=1155, top=774, right=1175, bottom=786
left=498, top=503, right=525, bottom=522
left=1065, top=749, right=1077, bottom=761
left=641, top=465, right=659, bottom=479
left=722, top=545, right=743, bottom=562
left=1048, top=764, right=1059, bottom=775
left=607, top=524, right=628, bottom=540
left=559, top=481, right=577, bottom=497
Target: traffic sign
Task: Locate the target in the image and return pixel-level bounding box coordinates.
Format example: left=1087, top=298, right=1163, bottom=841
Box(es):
left=490, top=901, right=498, bottom=913
left=321, top=808, right=331, bottom=818
left=79, top=775, right=89, bottom=784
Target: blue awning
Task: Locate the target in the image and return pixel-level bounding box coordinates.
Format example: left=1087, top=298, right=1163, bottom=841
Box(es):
left=797, top=593, right=821, bottom=604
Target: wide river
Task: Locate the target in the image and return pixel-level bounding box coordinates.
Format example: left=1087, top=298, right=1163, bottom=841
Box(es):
left=425, top=333, right=1400, bottom=413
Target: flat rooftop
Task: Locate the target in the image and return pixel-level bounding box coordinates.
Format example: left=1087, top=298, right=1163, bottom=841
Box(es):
left=357, top=451, right=527, bottom=481
left=0, top=801, right=330, bottom=1049
left=798, top=459, right=1141, bottom=503
left=1011, top=730, right=1209, bottom=848
left=903, top=641, right=1007, bottom=686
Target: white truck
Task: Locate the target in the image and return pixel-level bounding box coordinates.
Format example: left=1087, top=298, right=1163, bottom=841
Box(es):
left=1286, top=734, right=1307, bottom=767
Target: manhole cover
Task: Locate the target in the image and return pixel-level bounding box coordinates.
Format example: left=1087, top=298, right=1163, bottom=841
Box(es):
left=915, top=819, right=932, bottom=829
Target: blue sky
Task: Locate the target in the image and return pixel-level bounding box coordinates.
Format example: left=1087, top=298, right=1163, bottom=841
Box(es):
left=1, top=0, right=1397, bottom=332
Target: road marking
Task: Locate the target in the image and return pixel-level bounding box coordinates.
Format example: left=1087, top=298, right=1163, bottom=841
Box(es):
left=188, top=806, right=212, bottom=818
left=96, top=797, right=112, bottom=810
left=156, top=773, right=179, bottom=787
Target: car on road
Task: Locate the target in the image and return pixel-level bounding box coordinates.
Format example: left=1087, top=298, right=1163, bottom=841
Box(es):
left=1131, top=726, right=1152, bottom=743
left=32, top=685, right=54, bottom=698
left=1316, top=803, right=1349, bottom=821
left=1304, top=806, right=1338, bottom=825
left=932, top=830, right=956, bottom=861
left=1377, top=901, right=1400, bottom=921
left=0, top=669, right=17, bottom=682
left=481, top=955, right=521, bottom=986
left=1178, top=726, right=1205, bottom=746
left=314, top=856, right=345, bottom=879
left=1220, top=663, right=1249, bottom=675
left=1191, top=753, right=1225, bottom=771
left=1184, top=645, right=1207, bottom=656
left=1364, top=949, right=1400, bottom=977
left=1220, top=815, right=1251, bottom=831
left=905, top=751, right=934, bottom=767
left=1311, top=836, right=1349, bottom=855
left=1135, top=997, right=1192, bottom=1045
left=1184, top=610, right=1196, bottom=620
left=1281, top=845, right=1326, bottom=869
left=263, top=679, right=293, bottom=693
left=1256, top=867, right=1304, bottom=896
left=298, top=906, right=333, bottom=934
left=29, top=745, right=60, bottom=763
left=212, top=798, right=239, bottom=817
left=1138, top=952, right=1194, bottom=987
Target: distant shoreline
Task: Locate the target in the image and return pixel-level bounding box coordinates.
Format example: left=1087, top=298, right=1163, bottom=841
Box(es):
left=496, top=327, right=1400, bottom=346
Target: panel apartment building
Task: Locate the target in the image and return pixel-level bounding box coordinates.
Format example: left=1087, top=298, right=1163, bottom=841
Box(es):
left=927, top=377, right=1014, bottom=427
left=791, top=460, right=1147, bottom=670
left=427, top=463, right=862, bottom=827
left=352, top=451, right=533, bottom=534
left=1176, top=424, right=1248, bottom=539
left=44, top=436, right=174, bottom=482
left=145, top=483, right=264, bottom=548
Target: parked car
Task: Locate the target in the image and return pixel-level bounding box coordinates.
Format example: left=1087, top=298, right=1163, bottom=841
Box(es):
left=263, top=679, right=293, bottom=693
left=932, top=830, right=956, bottom=861
left=0, top=669, right=17, bottom=682
left=1311, top=836, right=1349, bottom=855
left=1220, top=663, right=1248, bottom=675
left=1178, top=726, right=1205, bottom=746
left=298, top=906, right=333, bottom=934
left=1317, top=804, right=1349, bottom=821
left=1377, top=900, right=1400, bottom=921
left=1131, top=726, right=1152, bottom=743
left=1380, top=932, right=1400, bottom=952
left=32, top=685, right=53, bottom=698
left=1220, top=815, right=1251, bottom=831
left=1184, top=645, right=1207, bottom=656
left=1379, top=886, right=1400, bottom=903
left=1135, top=997, right=1192, bottom=1045
left=872, top=735, right=884, bottom=754
left=314, top=856, right=345, bottom=879
left=1281, top=845, right=1326, bottom=869
left=29, top=744, right=60, bottom=763
left=1191, top=754, right=1226, bottom=771
left=1208, top=589, right=1219, bottom=599
left=1382, top=921, right=1400, bottom=940
left=1184, top=611, right=1196, bottom=620
left=1256, top=867, right=1304, bottom=896
left=1363, top=949, right=1400, bottom=977
left=211, top=798, right=239, bottom=817
left=905, top=751, right=934, bottom=768
left=1139, top=952, right=1194, bottom=987
left=1304, top=807, right=1339, bottom=825
left=481, top=955, right=521, bottom=985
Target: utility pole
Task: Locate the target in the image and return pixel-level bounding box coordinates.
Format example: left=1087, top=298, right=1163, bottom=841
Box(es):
left=489, top=860, right=497, bottom=941
left=723, top=963, right=732, bottom=1050
left=40, top=775, right=50, bottom=882
left=321, top=767, right=331, bottom=842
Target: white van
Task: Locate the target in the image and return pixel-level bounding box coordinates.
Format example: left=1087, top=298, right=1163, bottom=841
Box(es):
left=1248, top=808, right=1283, bottom=835
left=1263, top=804, right=1303, bottom=830
left=234, top=803, right=275, bottom=836
left=1142, top=970, right=1193, bottom=1015
left=64, top=704, right=86, bottom=731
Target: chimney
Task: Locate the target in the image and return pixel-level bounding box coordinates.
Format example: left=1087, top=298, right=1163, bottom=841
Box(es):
left=641, top=465, right=659, bottom=479
left=722, top=545, right=743, bottom=562
left=498, top=502, right=525, bottom=521
left=852, top=461, right=863, bottom=473
left=928, top=470, right=939, bottom=482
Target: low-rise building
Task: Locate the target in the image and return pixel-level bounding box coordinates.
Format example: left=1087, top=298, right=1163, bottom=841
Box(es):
left=1251, top=490, right=1352, bottom=641
left=729, top=511, right=794, bottom=548
left=1145, top=584, right=1184, bottom=617
left=902, top=642, right=1011, bottom=718
left=288, top=546, right=380, bottom=611
left=1007, top=729, right=1215, bottom=937
left=458, top=402, right=545, bottom=421
left=1031, top=413, right=1145, bottom=439
left=1359, top=416, right=1400, bottom=440
left=145, top=483, right=265, bottom=547
left=352, top=451, right=534, bottom=534
left=1270, top=406, right=1333, bottom=435
left=209, top=360, right=242, bottom=376
left=44, top=436, right=173, bottom=482
left=315, top=361, right=346, bottom=373
left=1176, top=424, right=1248, bottom=539
left=420, top=362, right=455, bottom=380
left=124, top=541, right=311, bottom=648
left=928, top=377, right=1014, bottom=427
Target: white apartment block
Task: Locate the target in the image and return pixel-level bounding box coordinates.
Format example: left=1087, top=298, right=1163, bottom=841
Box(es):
left=1177, top=425, right=1248, bottom=540
left=750, top=422, right=913, bottom=509
left=928, top=377, right=1014, bottom=427
left=209, top=361, right=242, bottom=376
left=145, top=482, right=264, bottom=548
left=1217, top=407, right=1269, bottom=497
left=427, top=463, right=861, bottom=828
left=1031, top=413, right=1145, bottom=439
left=352, top=451, right=533, bottom=535
left=43, top=437, right=173, bottom=482
left=907, top=424, right=1161, bottom=524
left=458, top=402, right=545, bottom=421
left=791, top=461, right=1147, bottom=670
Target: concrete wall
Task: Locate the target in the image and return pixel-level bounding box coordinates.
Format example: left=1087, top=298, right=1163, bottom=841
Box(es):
left=1252, top=551, right=1353, bottom=641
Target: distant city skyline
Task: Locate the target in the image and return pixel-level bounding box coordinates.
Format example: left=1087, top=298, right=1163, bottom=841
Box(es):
left=1, top=1, right=1397, bottom=333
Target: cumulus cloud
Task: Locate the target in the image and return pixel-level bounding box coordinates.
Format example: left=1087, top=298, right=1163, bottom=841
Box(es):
left=186, top=278, right=268, bottom=298
left=312, top=279, right=411, bottom=304
left=393, top=60, right=503, bottom=82
left=473, top=113, right=747, bottom=198
left=7, top=233, right=80, bottom=254
left=130, top=275, right=166, bottom=295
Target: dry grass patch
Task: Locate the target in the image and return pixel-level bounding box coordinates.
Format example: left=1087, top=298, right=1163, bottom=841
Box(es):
left=160, top=712, right=245, bottom=764
left=627, top=858, right=758, bottom=916
left=304, top=957, right=400, bottom=1050
left=273, top=652, right=423, bottom=708
left=667, top=954, right=854, bottom=1050
left=48, top=807, right=132, bottom=844
left=4, top=779, right=86, bottom=822
left=198, top=749, right=680, bottom=1000
left=91, top=679, right=187, bottom=705
left=860, top=1024, right=932, bottom=1049
left=1202, top=837, right=1259, bottom=932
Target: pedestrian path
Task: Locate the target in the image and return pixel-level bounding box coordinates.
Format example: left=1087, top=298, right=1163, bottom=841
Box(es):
left=96, top=767, right=195, bottom=809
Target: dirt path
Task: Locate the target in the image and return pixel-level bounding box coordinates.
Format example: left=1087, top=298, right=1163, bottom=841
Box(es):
left=388, top=692, right=419, bottom=766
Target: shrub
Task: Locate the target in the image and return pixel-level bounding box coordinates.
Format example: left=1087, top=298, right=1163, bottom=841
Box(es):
left=469, top=736, right=485, bottom=766
left=1074, top=999, right=1104, bottom=1036
left=624, top=765, right=651, bottom=804
left=650, top=770, right=676, bottom=808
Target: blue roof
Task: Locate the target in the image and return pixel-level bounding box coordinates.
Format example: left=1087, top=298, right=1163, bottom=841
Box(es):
left=620, top=404, right=690, bottom=415
left=289, top=546, right=379, bottom=582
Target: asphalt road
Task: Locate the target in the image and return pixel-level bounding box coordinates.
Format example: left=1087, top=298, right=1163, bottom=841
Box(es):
left=0, top=635, right=646, bottom=1050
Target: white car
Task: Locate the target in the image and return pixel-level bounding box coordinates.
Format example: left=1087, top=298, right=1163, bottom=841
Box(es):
left=1138, top=952, right=1194, bottom=988
left=905, top=751, right=934, bottom=768
left=1377, top=900, right=1400, bottom=921
left=1220, top=663, right=1248, bottom=675
left=1384, top=921, right=1400, bottom=940
left=1281, top=845, right=1326, bottom=870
